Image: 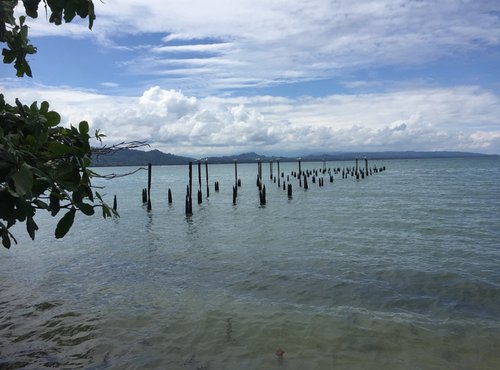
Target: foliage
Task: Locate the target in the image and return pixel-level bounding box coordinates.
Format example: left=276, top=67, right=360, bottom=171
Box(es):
left=0, top=0, right=129, bottom=249
left=0, top=94, right=116, bottom=248
left=1, top=0, right=95, bottom=77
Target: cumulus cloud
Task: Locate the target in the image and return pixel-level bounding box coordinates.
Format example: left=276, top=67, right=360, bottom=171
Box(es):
left=18, top=0, right=500, bottom=91
left=2, top=84, right=499, bottom=155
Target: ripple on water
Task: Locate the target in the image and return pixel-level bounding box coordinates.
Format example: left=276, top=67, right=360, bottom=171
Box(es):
left=0, top=300, right=101, bottom=369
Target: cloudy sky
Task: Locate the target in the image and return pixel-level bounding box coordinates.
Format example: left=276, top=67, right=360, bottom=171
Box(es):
left=2, top=0, right=500, bottom=156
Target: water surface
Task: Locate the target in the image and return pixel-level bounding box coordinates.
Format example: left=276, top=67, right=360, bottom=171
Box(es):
left=1, top=157, right=499, bottom=369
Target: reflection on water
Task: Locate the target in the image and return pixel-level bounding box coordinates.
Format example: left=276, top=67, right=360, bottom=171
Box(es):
left=1, top=158, right=500, bottom=369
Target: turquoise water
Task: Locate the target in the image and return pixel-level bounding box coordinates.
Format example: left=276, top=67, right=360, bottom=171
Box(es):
left=1, top=157, right=499, bottom=369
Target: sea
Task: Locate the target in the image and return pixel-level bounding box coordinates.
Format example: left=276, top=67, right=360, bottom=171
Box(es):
left=1, top=157, right=499, bottom=370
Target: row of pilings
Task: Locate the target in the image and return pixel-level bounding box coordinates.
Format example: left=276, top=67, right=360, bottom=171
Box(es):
left=137, top=158, right=386, bottom=215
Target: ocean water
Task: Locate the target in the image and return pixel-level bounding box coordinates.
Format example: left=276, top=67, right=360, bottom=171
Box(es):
left=1, top=157, right=499, bottom=369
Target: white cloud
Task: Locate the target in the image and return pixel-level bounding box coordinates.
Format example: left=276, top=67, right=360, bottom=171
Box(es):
left=2, top=83, right=499, bottom=155
left=18, top=0, right=500, bottom=91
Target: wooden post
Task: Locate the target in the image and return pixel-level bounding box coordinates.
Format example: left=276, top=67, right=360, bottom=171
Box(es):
left=269, top=160, right=273, bottom=180
left=205, top=160, right=209, bottom=198
left=298, top=158, right=302, bottom=176
left=197, top=161, right=202, bottom=203
left=277, top=160, right=281, bottom=187
left=260, top=184, right=266, bottom=205
left=234, top=160, right=238, bottom=192
left=147, top=163, right=152, bottom=210
left=189, top=161, right=193, bottom=199
left=186, top=162, right=193, bottom=215
left=232, top=185, right=237, bottom=205
left=168, top=188, right=172, bottom=204
left=113, top=195, right=117, bottom=211
left=303, top=173, right=308, bottom=190
left=365, top=158, right=368, bottom=177
left=185, top=186, right=191, bottom=215
left=287, top=183, right=292, bottom=198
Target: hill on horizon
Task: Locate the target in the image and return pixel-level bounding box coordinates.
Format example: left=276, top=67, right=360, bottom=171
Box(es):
left=90, top=148, right=495, bottom=167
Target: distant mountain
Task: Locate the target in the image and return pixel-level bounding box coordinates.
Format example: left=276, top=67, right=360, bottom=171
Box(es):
left=91, top=148, right=495, bottom=167
left=301, top=151, right=493, bottom=161
left=91, top=148, right=194, bottom=166
left=206, top=152, right=283, bottom=163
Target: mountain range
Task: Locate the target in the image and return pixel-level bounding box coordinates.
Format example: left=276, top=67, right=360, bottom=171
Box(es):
left=90, top=148, right=495, bottom=167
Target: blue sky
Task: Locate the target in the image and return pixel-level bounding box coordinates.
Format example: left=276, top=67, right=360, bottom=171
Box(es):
left=2, top=0, right=500, bottom=156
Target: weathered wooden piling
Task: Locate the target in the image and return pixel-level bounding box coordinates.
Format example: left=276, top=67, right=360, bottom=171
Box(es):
left=260, top=184, right=266, bottom=205
left=113, top=195, right=117, bottom=211
left=197, top=161, right=202, bottom=203
left=234, top=160, right=238, bottom=189
left=186, top=162, right=193, bottom=215
left=147, top=163, right=152, bottom=210
left=142, top=188, right=147, bottom=203
left=365, top=158, right=368, bottom=177
left=232, top=185, right=237, bottom=205
left=185, top=185, right=192, bottom=215
left=298, top=158, right=302, bottom=176
left=287, top=183, right=292, bottom=198
left=168, top=188, right=172, bottom=204
left=147, top=163, right=152, bottom=193
left=277, top=161, right=281, bottom=187
left=205, top=160, right=209, bottom=198
left=257, top=159, right=262, bottom=182
left=215, top=181, right=220, bottom=192
left=303, top=174, right=308, bottom=190
left=269, top=160, right=273, bottom=180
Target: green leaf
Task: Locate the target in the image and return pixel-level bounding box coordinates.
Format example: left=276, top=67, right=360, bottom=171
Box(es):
left=23, top=0, right=42, bottom=18
left=1, top=229, right=11, bottom=249
left=48, top=142, right=74, bottom=156
left=0, top=190, right=14, bottom=220
left=33, top=199, right=49, bottom=210
left=40, top=101, right=49, bottom=114
left=2, top=49, right=16, bottom=64
left=12, top=162, right=33, bottom=197
left=26, top=216, right=38, bottom=240
left=79, top=120, right=89, bottom=135
left=55, top=207, right=76, bottom=239
left=79, top=203, right=94, bottom=216
left=49, top=190, right=60, bottom=215
left=30, top=101, right=38, bottom=113
left=45, top=111, right=61, bottom=126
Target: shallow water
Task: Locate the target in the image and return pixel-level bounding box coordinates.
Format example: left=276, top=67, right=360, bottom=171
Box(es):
left=1, top=157, right=499, bottom=369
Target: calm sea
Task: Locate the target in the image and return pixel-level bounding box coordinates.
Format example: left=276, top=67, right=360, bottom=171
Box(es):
left=1, top=157, right=499, bottom=369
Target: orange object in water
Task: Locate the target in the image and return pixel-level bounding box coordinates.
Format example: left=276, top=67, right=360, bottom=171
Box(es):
left=275, top=349, right=285, bottom=359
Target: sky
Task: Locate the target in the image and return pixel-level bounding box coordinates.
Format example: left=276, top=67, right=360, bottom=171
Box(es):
left=2, top=0, right=500, bottom=156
